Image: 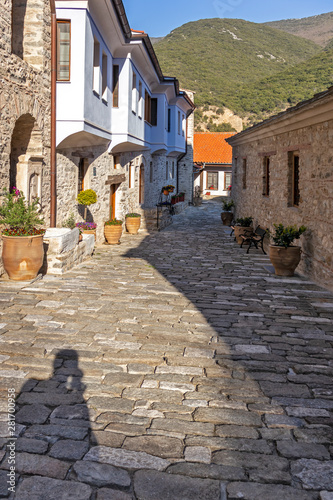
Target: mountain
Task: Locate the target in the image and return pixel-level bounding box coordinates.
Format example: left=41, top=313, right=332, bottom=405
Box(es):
left=264, top=12, right=333, bottom=48
left=153, top=17, right=332, bottom=129
left=153, top=18, right=320, bottom=109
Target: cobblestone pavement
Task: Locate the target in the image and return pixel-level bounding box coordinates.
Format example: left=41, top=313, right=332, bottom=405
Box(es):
left=0, top=200, right=333, bottom=500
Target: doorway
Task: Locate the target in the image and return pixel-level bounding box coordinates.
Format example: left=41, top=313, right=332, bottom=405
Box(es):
left=139, top=164, right=144, bottom=205
left=110, top=184, right=120, bottom=220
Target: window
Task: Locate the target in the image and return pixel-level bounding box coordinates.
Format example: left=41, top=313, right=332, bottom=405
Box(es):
left=132, top=72, right=137, bottom=113
left=242, top=158, right=247, bottom=189
left=114, top=155, right=121, bottom=169
left=171, top=161, right=175, bottom=179
left=288, top=151, right=300, bottom=206
left=166, top=161, right=169, bottom=180
left=224, top=172, right=232, bottom=190
left=102, top=52, right=108, bottom=101
left=145, top=90, right=151, bottom=124
left=207, top=172, right=218, bottom=190
left=93, top=37, right=100, bottom=94
left=262, top=157, right=270, bottom=196
left=112, top=65, right=119, bottom=107
left=178, top=111, right=181, bottom=134
left=128, top=162, right=133, bottom=189
left=57, top=21, right=70, bottom=81
left=151, top=98, right=158, bottom=126
left=149, top=161, right=153, bottom=183
left=78, top=158, right=88, bottom=193
left=182, top=114, right=185, bottom=136
left=138, top=81, right=143, bottom=118
left=167, top=108, right=171, bottom=132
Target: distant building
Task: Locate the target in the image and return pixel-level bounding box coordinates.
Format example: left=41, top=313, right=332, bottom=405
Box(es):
left=227, top=86, right=333, bottom=290
left=193, top=133, right=235, bottom=197
left=55, top=0, right=194, bottom=238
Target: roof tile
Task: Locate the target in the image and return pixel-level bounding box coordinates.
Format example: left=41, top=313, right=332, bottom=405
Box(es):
left=193, top=132, right=236, bottom=164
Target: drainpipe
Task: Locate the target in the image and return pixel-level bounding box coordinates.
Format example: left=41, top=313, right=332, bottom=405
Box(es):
left=50, top=0, right=57, bottom=227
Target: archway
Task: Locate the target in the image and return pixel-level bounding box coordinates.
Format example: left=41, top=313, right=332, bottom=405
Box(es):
left=10, top=114, right=43, bottom=203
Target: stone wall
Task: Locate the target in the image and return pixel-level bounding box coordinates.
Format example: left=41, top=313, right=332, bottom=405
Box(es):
left=178, top=91, right=195, bottom=203
left=0, top=0, right=51, bottom=276
left=231, top=119, right=333, bottom=290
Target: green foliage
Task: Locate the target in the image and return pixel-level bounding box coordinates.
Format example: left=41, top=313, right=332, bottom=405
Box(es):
left=222, top=199, right=234, bottom=211
left=77, top=189, right=97, bottom=206
left=236, top=217, right=253, bottom=227
left=0, top=189, right=44, bottom=235
left=153, top=17, right=333, bottom=124
left=206, top=122, right=237, bottom=132
left=105, top=219, right=123, bottom=226
left=270, top=224, right=307, bottom=248
left=62, top=212, right=76, bottom=229
left=126, top=213, right=141, bottom=218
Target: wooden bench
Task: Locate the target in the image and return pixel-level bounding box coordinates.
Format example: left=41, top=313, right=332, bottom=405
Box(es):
left=240, top=225, right=267, bottom=254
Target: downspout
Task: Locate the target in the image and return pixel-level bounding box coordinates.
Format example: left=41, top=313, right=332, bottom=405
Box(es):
left=50, top=0, right=57, bottom=227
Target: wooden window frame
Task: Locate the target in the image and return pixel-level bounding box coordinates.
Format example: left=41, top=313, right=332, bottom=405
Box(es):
left=56, top=20, right=71, bottom=81
left=288, top=151, right=300, bottom=207
left=132, top=71, right=137, bottom=114
left=242, top=158, right=247, bottom=190
left=206, top=172, right=218, bottom=191
left=224, top=172, right=232, bottom=190
left=78, top=158, right=89, bottom=194
left=145, top=90, right=151, bottom=124
left=262, top=156, right=270, bottom=196
left=101, top=52, right=108, bottom=102
left=93, top=37, right=100, bottom=94
left=138, top=81, right=143, bottom=118
left=112, top=65, right=119, bottom=107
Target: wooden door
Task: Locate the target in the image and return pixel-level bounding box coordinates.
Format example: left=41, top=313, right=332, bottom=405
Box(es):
left=110, top=184, right=119, bottom=220
left=139, top=164, right=144, bottom=204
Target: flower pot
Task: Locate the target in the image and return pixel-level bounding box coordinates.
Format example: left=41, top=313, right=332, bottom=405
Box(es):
left=269, top=245, right=301, bottom=276
left=179, top=195, right=185, bottom=202
left=125, top=216, right=141, bottom=235
left=82, top=229, right=96, bottom=241
left=221, top=212, right=233, bottom=226
left=171, top=198, right=177, bottom=205
left=1, top=234, right=44, bottom=281
left=234, top=226, right=253, bottom=244
left=206, top=192, right=211, bottom=196
left=104, top=224, right=123, bottom=244
left=163, top=190, right=169, bottom=196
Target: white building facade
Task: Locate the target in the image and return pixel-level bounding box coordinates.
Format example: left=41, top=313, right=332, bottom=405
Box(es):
left=55, top=0, right=194, bottom=240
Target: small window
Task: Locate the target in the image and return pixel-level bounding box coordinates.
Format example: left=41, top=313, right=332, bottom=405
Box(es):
left=112, top=65, right=119, bottom=107
left=151, top=98, right=158, bottom=126
left=145, top=90, right=151, bottom=124
left=166, top=161, right=169, bottom=180
left=114, top=155, right=121, bottom=169
left=178, top=111, right=181, bottom=135
left=93, top=37, right=100, bottom=94
left=149, top=161, right=153, bottom=183
left=102, top=52, right=108, bottom=101
left=182, top=114, right=185, bottom=136
left=288, top=152, right=300, bottom=206
left=132, top=72, right=137, bottom=114
left=167, top=108, right=171, bottom=132
left=262, top=157, right=270, bottom=196
left=224, top=172, right=232, bottom=190
left=138, top=81, right=143, bottom=118
left=242, top=158, right=247, bottom=189
left=57, top=21, right=71, bottom=81
left=128, top=162, right=133, bottom=189
left=207, top=172, right=218, bottom=191
left=171, top=161, right=175, bottom=179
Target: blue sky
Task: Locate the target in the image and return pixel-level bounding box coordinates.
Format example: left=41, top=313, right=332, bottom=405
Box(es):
left=122, top=0, right=332, bottom=37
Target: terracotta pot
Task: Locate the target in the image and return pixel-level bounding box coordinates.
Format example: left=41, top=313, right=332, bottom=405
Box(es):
left=82, top=229, right=96, bottom=241
left=104, top=224, right=122, bottom=244
left=1, top=234, right=44, bottom=281
left=163, top=190, right=169, bottom=196
left=179, top=195, right=185, bottom=202
left=171, top=198, right=177, bottom=205
left=125, top=217, right=141, bottom=235
left=269, top=245, right=301, bottom=276
left=234, top=226, right=253, bottom=244
left=221, top=212, right=233, bottom=226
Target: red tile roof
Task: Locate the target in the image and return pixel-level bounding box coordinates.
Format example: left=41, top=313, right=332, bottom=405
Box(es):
left=193, top=132, right=236, bottom=164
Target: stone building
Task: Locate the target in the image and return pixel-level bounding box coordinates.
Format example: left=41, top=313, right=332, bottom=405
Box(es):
left=0, top=0, right=53, bottom=274
left=227, top=86, right=333, bottom=290
left=55, top=1, right=194, bottom=241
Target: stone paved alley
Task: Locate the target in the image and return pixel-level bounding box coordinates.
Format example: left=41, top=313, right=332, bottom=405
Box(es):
left=0, top=200, right=333, bottom=500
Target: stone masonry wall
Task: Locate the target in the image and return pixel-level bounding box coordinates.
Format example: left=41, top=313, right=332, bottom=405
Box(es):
left=231, top=119, right=333, bottom=290
left=0, top=0, right=51, bottom=276
left=178, top=91, right=195, bottom=203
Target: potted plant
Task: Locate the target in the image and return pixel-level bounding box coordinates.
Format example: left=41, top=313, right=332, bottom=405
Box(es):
left=125, top=213, right=141, bottom=235
left=234, top=217, right=253, bottom=244
left=75, top=221, right=97, bottom=240
left=171, top=195, right=177, bottom=206
left=269, top=224, right=306, bottom=276
left=221, top=199, right=234, bottom=226
left=162, top=185, right=175, bottom=195
left=178, top=192, right=185, bottom=202
left=77, top=189, right=97, bottom=234
left=104, top=219, right=123, bottom=244
left=0, top=188, right=45, bottom=281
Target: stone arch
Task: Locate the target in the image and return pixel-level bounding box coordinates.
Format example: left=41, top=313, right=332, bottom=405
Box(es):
left=10, top=114, right=43, bottom=203
left=12, top=0, right=45, bottom=70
